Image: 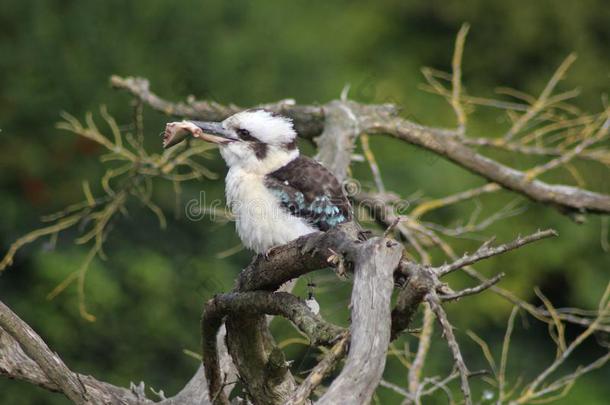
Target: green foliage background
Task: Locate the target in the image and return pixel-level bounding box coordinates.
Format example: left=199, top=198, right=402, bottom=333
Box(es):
left=0, top=1, right=608, bottom=404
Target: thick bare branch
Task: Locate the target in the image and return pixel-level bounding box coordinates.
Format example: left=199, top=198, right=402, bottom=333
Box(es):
left=110, top=75, right=325, bottom=138
left=235, top=222, right=362, bottom=292
left=225, top=313, right=295, bottom=405
left=0, top=298, right=237, bottom=405
left=200, top=291, right=343, bottom=404
left=202, top=226, right=362, bottom=405
left=204, top=292, right=344, bottom=349
left=0, top=300, right=94, bottom=404
left=0, top=303, right=155, bottom=405
left=391, top=263, right=436, bottom=340
left=313, top=100, right=361, bottom=182
left=363, top=116, right=610, bottom=216
left=317, top=237, right=403, bottom=405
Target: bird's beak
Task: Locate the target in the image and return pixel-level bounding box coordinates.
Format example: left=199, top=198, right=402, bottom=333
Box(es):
left=190, top=121, right=238, bottom=144
left=163, top=120, right=237, bottom=149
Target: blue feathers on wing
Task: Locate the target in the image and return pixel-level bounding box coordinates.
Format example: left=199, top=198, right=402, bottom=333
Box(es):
left=264, top=155, right=352, bottom=232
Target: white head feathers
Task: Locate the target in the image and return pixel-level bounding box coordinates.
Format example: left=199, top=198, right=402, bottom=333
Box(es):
left=223, top=109, right=296, bottom=145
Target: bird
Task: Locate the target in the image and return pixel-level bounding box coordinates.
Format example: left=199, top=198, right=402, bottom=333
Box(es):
left=163, top=109, right=353, bottom=256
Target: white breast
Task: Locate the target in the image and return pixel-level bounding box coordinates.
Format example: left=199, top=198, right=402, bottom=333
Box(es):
left=225, top=168, right=317, bottom=253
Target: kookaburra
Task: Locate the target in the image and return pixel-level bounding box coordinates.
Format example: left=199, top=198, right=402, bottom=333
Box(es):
left=164, top=109, right=352, bottom=255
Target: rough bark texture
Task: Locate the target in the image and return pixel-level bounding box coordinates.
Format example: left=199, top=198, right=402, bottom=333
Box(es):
left=391, top=264, right=437, bottom=340
left=202, top=291, right=345, bottom=404
left=226, top=314, right=295, bottom=405
left=0, top=306, right=153, bottom=405
left=317, top=237, right=402, bottom=404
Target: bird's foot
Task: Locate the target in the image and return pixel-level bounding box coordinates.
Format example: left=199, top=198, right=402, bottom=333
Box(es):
left=327, top=248, right=348, bottom=279
left=263, top=245, right=281, bottom=261
left=300, top=237, right=319, bottom=256
left=357, top=229, right=372, bottom=241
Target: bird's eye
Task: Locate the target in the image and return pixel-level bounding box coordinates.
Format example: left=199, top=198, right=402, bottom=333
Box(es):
left=236, top=128, right=255, bottom=141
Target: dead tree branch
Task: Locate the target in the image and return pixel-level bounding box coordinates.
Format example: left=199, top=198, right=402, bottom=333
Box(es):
left=317, top=237, right=403, bottom=405
left=0, top=300, right=154, bottom=405
left=112, top=76, right=610, bottom=217
left=110, top=76, right=325, bottom=138
left=364, top=115, right=610, bottom=216
left=201, top=292, right=345, bottom=403
left=0, top=300, right=93, bottom=404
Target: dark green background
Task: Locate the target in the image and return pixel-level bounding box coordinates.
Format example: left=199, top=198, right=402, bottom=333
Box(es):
left=1, top=1, right=608, bottom=403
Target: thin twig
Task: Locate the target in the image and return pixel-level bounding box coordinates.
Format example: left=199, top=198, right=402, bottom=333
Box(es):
left=427, top=292, right=472, bottom=405
left=287, top=333, right=350, bottom=404
left=437, top=229, right=558, bottom=276
left=504, top=54, right=577, bottom=140
left=440, top=273, right=505, bottom=301
left=498, top=307, right=519, bottom=403
left=451, top=23, right=470, bottom=134
left=361, top=133, right=386, bottom=193
left=517, top=283, right=610, bottom=403
left=408, top=304, right=435, bottom=395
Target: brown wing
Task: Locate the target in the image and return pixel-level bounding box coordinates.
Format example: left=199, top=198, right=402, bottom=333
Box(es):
left=265, top=156, right=352, bottom=231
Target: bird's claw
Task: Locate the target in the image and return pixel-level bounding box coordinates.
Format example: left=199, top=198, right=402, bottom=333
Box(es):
left=300, top=237, right=319, bottom=256
left=357, top=229, right=372, bottom=241
left=327, top=248, right=348, bottom=279
left=263, top=246, right=281, bottom=261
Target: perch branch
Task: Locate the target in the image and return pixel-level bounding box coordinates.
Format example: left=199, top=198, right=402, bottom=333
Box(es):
left=235, top=222, right=362, bottom=292
left=317, top=237, right=403, bottom=405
